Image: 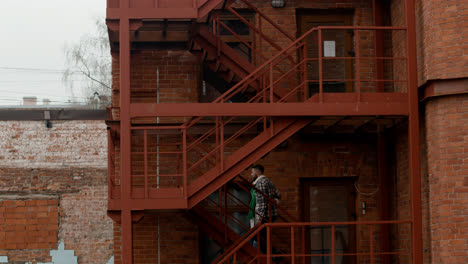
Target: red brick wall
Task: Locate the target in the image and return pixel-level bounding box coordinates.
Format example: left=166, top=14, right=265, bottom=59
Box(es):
left=387, top=118, right=432, bottom=263
left=390, top=0, right=409, bottom=92
left=388, top=127, right=412, bottom=263
left=113, top=213, right=199, bottom=264
left=416, top=0, right=468, bottom=83
left=425, top=94, right=468, bottom=263
left=111, top=50, right=200, bottom=120
left=256, top=135, right=386, bottom=262
left=0, top=200, right=58, bottom=251
left=0, top=120, right=113, bottom=264
left=391, top=0, right=468, bottom=86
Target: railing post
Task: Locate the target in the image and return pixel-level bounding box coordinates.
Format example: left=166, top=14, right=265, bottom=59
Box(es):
left=268, top=203, right=272, bottom=222
left=257, top=229, right=261, bottom=263
left=183, top=128, right=187, bottom=199
left=270, top=117, right=274, bottom=137
left=302, top=226, right=306, bottom=264
left=258, top=15, right=262, bottom=65
left=270, top=64, right=274, bottom=103
left=224, top=184, right=228, bottom=242
left=220, top=117, right=224, bottom=171
left=291, top=226, right=295, bottom=264
left=331, top=225, right=335, bottom=264
left=370, top=225, right=374, bottom=264
left=216, top=15, right=221, bottom=58
left=318, top=29, right=323, bottom=103
left=144, top=129, right=148, bottom=198
left=216, top=116, right=220, bottom=172
left=355, top=29, right=361, bottom=101
left=302, top=45, right=308, bottom=101
left=219, top=187, right=223, bottom=226
left=267, top=225, right=272, bottom=264
left=107, top=128, right=113, bottom=200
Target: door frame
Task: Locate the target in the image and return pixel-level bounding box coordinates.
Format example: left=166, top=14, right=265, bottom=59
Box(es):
left=300, top=177, right=357, bottom=264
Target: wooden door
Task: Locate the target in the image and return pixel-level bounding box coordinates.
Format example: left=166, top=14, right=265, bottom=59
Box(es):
left=298, top=10, right=354, bottom=95
left=302, top=178, right=357, bottom=264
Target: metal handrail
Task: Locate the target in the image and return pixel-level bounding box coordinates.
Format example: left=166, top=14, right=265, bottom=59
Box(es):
left=216, top=220, right=412, bottom=264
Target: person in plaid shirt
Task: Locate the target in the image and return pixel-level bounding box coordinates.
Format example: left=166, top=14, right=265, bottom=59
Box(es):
left=250, top=164, right=281, bottom=254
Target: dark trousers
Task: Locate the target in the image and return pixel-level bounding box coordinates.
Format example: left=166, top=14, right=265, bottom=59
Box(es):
left=258, top=216, right=276, bottom=254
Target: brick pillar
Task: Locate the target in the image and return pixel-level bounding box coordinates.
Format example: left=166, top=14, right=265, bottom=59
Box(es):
left=425, top=94, right=468, bottom=263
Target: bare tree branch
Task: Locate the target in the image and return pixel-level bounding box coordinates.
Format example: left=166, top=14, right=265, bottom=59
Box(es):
left=62, top=17, right=111, bottom=99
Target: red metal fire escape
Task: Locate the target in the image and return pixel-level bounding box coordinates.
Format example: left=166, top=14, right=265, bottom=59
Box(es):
left=106, top=0, right=422, bottom=263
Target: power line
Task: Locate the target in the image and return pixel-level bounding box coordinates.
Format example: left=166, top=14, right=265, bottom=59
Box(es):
left=0, top=91, right=90, bottom=99
left=0, top=79, right=87, bottom=83
left=0, top=66, right=107, bottom=74
left=0, top=66, right=65, bottom=73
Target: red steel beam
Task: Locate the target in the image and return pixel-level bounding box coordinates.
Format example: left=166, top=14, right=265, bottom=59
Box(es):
left=107, top=8, right=198, bottom=19
left=130, top=100, right=409, bottom=118
left=405, top=0, right=423, bottom=263
left=109, top=198, right=188, bottom=210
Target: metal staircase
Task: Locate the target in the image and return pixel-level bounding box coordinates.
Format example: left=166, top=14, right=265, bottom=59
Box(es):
left=106, top=0, right=421, bottom=262
left=108, top=0, right=410, bottom=210
left=186, top=176, right=299, bottom=263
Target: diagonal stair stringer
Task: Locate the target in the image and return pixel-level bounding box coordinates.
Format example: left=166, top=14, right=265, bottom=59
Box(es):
left=187, top=117, right=312, bottom=209
left=187, top=205, right=258, bottom=261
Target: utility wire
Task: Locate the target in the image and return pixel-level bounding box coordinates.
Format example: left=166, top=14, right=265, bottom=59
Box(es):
left=0, top=66, right=64, bottom=73
left=0, top=91, right=90, bottom=99
left=0, top=66, right=105, bottom=74
left=0, top=96, right=88, bottom=104
left=0, top=79, right=87, bottom=83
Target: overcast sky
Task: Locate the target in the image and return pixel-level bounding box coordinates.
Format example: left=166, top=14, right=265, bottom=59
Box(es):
left=0, top=0, right=106, bottom=105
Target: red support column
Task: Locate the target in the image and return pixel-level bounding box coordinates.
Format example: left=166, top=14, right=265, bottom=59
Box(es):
left=119, top=0, right=133, bottom=263
left=378, top=131, right=390, bottom=264
left=405, top=0, right=423, bottom=263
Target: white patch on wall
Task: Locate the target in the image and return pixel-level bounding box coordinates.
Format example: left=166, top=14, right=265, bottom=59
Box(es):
left=106, top=256, right=114, bottom=264
left=37, top=242, right=77, bottom=264
left=0, top=256, right=8, bottom=263
left=324, top=41, right=336, bottom=57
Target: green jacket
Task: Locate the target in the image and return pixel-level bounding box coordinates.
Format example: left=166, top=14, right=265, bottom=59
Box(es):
left=247, top=188, right=256, bottom=220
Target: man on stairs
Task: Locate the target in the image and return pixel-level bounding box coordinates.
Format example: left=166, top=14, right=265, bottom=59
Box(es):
left=250, top=164, right=281, bottom=254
